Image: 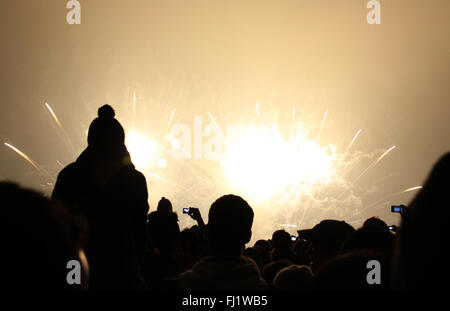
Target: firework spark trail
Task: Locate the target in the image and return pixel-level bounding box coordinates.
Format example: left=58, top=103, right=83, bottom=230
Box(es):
left=316, top=109, right=328, bottom=143
left=347, top=185, right=423, bottom=222
left=280, top=224, right=299, bottom=228
left=403, top=186, right=423, bottom=193
left=345, top=129, right=362, bottom=155
left=205, top=111, right=219, bottom=132
left=147, top=173, right=169, bottom=183
left=133, top=92, right=137, bottom=126
left=4, top=142, right=41, bottom=172
left=336, top=129, right=363, bottom=170
left=167, top=133, right=191, bottom=158
left=352, top=145, right=397, bottom=185
left=315, top=145, right=397, bottom=221
left=255, top=101, right=261, bottom=121
left=44, top=103, right=76, bottom=155
left=364, top=185, right=422, bottom=210
left=45, top=103, right=63, bottom=130
left=168, top=108, right=176, bottom=129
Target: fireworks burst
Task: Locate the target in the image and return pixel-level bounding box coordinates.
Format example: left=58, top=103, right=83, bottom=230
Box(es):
left=3, top=96, right=415, bottom=241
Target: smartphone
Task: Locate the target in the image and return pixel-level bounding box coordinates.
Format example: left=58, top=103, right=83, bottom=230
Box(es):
left=388, top=225, right=398, bottom=232
left=291, top=236, right=297, bottom=242
left=391, top=205, right=404, bottom=213
left=183, top=208, right=190, bottom=214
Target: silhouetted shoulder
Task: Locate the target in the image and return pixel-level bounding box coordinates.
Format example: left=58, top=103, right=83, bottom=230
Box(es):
left=52, top=162, right=86, bottom=202
left=56, top=162, right=83, bottom=178
left=120, top=166, right=148, bottom=188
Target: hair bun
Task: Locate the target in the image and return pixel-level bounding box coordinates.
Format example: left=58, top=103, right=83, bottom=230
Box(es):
left=98, top=105, right=115, bottom=119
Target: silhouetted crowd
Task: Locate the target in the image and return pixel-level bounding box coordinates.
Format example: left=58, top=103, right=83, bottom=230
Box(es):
left=2, top=105, right=449, bottom=291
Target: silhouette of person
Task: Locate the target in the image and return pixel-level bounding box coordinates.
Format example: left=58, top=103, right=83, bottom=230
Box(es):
left=0, top=182, right=88, bottom=290
left=142, top=199, right=180, bottom=289
left=299, top=220, right=355, bottom=272
left=179, top=194, right=267, bottom=290
left=393, top=152, right=450, bottom=290
left=52, top=105, right=149, bottom=290
left=271, top=229, right=295, bottom=262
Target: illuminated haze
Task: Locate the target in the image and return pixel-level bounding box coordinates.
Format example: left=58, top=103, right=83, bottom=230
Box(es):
left=1, top=0, right=449, bottom=242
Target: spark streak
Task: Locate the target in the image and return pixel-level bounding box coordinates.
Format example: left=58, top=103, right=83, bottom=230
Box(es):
left=403, top=186, right=423, bottom=193
left=280, top=224, right=299, bottom=228
left=316, top=109, right=328, bottom=143
left=205, top=111, right=219, bottom=132
left=168, top=134, right=191, bottom=158
left=4, top=142, right=41, bottom=172
left=133, top=92, right=137, bottom=126
left=353, top=145, right=396, bottom=184
left=147, top=173, right=169, bottom=183
left=356, top=185, right=423, bottom=213
left=255, top=101, right=261, bottom=121
left=328, top=145, right=397, bottom=213
left=345, top=129, right=362, bottom=154
left=45, top=103, right=63, bottom=130
left=168, top=108, right=176, bottom=129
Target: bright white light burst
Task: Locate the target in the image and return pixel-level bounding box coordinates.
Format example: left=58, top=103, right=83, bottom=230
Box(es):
left=126, top=130, right=158, bottom=171
left=223, top=125, right=337, bottom=201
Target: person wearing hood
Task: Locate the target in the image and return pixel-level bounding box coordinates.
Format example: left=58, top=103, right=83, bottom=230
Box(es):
left=179, top=194, right=267, bottom=291
left=52, top=105, right=149, bottom=290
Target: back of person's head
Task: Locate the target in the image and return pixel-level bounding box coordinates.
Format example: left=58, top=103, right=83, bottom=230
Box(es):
left=341, top=226, right=395, bottom=255
left=393, top=152, right=450, bottom=290
left=242, top=247, right=265, bottom=272
left=271, top=229, right=294, bottom=261
left=293, top=238, right=312, bottom=265
left=147, top=210, right=180, bottom=253
left=206, top=194, right=254, bottom=256
left=0, top=182, right=87, bottom=290
left=262, top=259, right=293, bottom=284
left=271, top=230, right=292, bottom=251
left=273, top=265, right=313, bottom=291
left=303, top=219, right=355, bottom=271
left=254, top=239, right=271, bottom=253
left=363, top=217, right=389, bottom=231
left=311, top=250, right=390, bottom=291
left=157, top=197, right=173, bottom=213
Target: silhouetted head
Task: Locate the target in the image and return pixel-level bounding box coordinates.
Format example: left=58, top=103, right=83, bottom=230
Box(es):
left=300, top=219, right=355, bottom=272
left=78, top=105, right=130, bottom=163
left=311, top=250, right=390, bottom=291
left=271, top=230, right=294, bottom=261
left=0, top=182, right=88, bottom=290
left=206, top=194, right=254, bottom=256
left=88, top=105, right=125, bottom=149
left=293, top=238, right=312, bottom=265
left=157, top=197, right=173, bottom=212
left=340, top=226, right=395, bottom=255
left=363, top=217, right=389, bottom=231
left=273, top=265, right=313, bottom=290
left=147, top=210, right=180, bottom=254
left=262, top=259, right=293, bottom=284
left=254, top=239, right=271, bottom=253
left=242, top=247, right=265, bottom=271
left=394, top=152, right=450, bottom=290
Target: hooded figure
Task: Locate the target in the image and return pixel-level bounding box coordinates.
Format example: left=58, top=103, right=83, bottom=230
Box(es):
left=52, top=105, right=149, bottom=290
